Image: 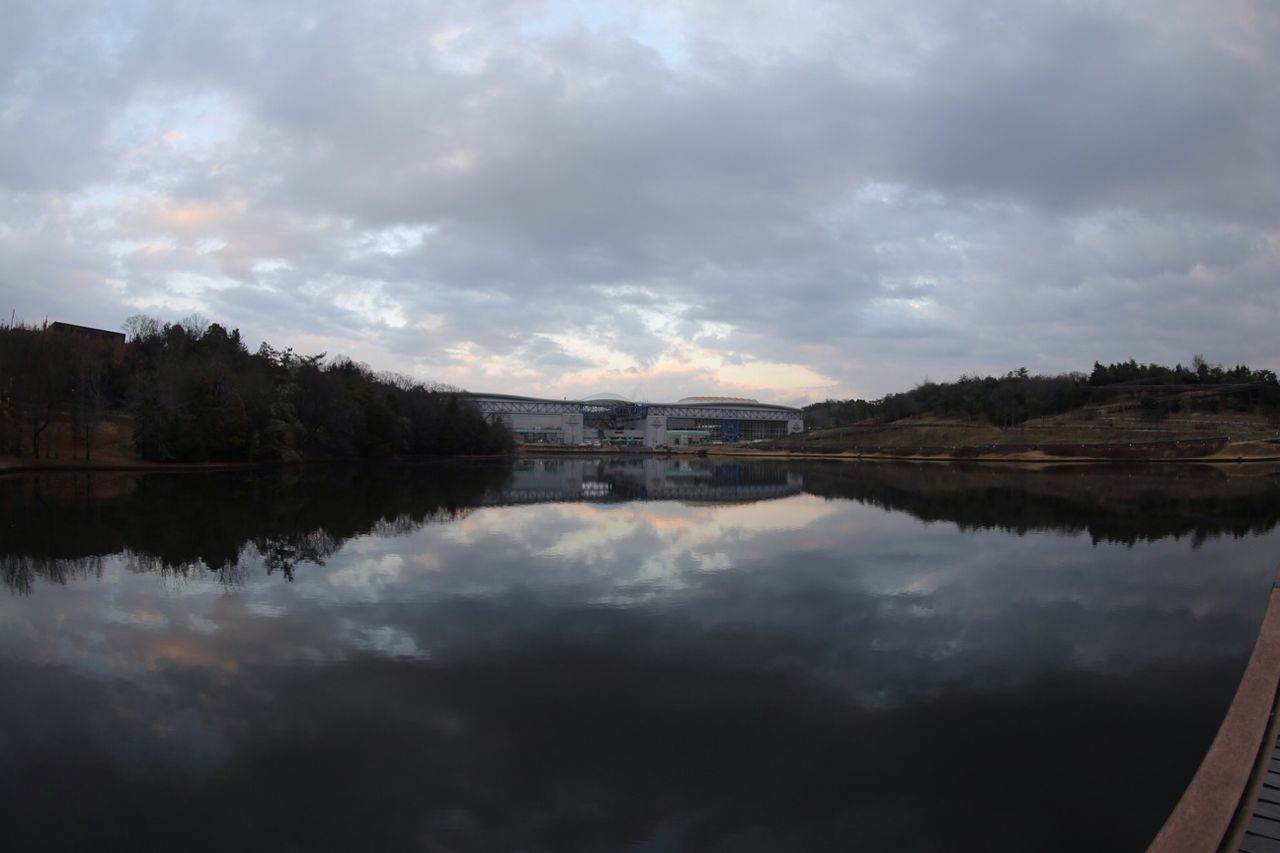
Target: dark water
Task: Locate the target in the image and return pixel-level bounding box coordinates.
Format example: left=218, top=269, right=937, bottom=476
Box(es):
left=4, top=458, right=1280, bottom=852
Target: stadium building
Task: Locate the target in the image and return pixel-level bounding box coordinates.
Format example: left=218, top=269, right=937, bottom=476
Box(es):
left=465, top=392, right=804, bottom=448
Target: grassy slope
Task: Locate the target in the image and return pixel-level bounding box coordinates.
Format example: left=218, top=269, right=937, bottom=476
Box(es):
left=759, top=398, right=1280, bottom=461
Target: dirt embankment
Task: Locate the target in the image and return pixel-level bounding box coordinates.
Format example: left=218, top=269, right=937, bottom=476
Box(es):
left=1, top=413, right=277, bottom=473
left=0, top=412, right=145, bottom=471
left=731, top=408, right=1280, bottom=464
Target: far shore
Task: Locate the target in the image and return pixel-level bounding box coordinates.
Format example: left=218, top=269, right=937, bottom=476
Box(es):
left=519, top=441, right=1280, bottom=466
left=7, top=417, right=1280, bottom=473
left=7, top=443, right=1280, bottom=475
left=0, top=453, right=512, bottom=475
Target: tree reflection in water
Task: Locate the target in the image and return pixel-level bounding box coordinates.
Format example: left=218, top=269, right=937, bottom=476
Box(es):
left=5, top=459, right=1280, bottom=593
left=3, top=458, right=1280, bottom=851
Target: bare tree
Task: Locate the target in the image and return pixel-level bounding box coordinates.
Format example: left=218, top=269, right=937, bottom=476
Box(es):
left=7, top=327, right=68, bottom=458
left=122, top=314, right=160, bottom=343
left=69, top=342, right=110, bottom=461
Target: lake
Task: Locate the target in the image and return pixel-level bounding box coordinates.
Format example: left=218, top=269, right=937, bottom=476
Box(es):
left=3, top=457, right=1280, bottom=852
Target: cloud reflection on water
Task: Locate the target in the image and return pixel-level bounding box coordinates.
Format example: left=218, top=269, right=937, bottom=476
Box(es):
left=2, top=459, right=1280, bottom=850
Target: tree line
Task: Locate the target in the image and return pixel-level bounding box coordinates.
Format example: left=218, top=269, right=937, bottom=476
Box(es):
left=0, top=315, right=511, bottom=461
left=806, top=357, right=1280, bottom=428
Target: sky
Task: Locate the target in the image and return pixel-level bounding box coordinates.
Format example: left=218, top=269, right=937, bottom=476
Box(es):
left=2, top=0, right=1278, bottom=405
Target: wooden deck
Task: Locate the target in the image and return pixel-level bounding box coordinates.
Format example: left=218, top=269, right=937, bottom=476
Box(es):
left=1239, top=743, right=1280, bottom=852
left=1149, top=570, right=1280, bottom=852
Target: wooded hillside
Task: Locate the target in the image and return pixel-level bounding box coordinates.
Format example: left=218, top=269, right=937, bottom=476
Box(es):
left=805, top=358, right=1280, bottom=429
left=0, top=315, right=511, bottom=463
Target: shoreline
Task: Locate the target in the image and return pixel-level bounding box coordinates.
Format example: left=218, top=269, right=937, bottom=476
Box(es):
left=0, top=454, right=512, bottom=476
left=516, top=442, right=1280, bottom=466
left=5, top=444, right=1280, bottom=475
left=0, top=458, right=281, bottom=474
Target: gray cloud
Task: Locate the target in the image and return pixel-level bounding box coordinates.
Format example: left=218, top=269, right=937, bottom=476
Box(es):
left=2, top=0, right=1279, bottom=401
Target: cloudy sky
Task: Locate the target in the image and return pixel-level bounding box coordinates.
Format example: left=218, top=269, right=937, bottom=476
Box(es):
left=2, top=0, right=1278, bottom=404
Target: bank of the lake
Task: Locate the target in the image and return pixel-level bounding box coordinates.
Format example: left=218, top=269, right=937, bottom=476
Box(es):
left=525, top=439, right=1280, bottom=465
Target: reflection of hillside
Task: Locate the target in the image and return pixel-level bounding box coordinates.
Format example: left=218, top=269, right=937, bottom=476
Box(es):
left=0, top=463, right=511, bottom=594
left=798, top=462, right=1280, bottom=545
left=7, top=458, right=1280, bottom=594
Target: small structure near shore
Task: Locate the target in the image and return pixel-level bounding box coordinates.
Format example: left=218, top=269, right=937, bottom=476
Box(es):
left=48, top=321, right=126, bottom=360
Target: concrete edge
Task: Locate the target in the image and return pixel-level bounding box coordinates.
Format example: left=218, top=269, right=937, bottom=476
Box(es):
left=1222, top=673, right=1280, bottom=851
left=1148, top=566, right=1280, bottom=852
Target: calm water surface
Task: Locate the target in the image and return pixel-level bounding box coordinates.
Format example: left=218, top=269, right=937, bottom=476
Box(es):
left=4, top=458, right=1280, bottom=852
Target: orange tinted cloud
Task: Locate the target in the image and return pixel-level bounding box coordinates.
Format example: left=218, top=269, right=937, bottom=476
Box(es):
left=150, top=196, right=247, bottom=235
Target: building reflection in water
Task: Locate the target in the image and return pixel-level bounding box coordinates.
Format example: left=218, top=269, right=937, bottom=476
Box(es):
left=491, top=457, right=804, bottom=505
left=3, top=459, right=1280, bottom=851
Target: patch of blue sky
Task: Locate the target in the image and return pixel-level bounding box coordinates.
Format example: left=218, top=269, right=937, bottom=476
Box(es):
left=348, top=223, right=438, bottom=259
left=518, top=0, right=690, bottom=68
left=106, top=89, right=243, bottom=153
